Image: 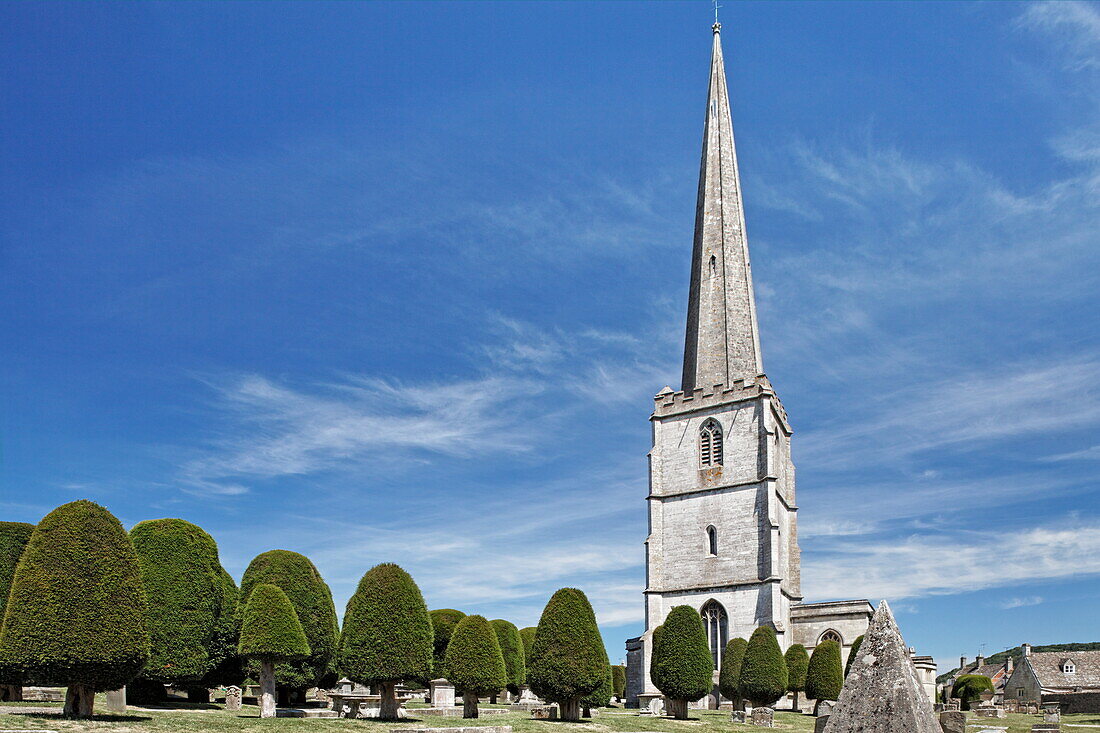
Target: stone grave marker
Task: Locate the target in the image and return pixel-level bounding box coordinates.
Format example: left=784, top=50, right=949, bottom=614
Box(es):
left=814, top=717, right=830, bottom=733
left=430, top=679, right=455, bottom=708
left=225, top=685, right=242, bottom=711
left=821, top=600, right=940, bottom=733
left=105, top=687, right=126, bottom=713
left=938, top=710, right=965, bottom=733
left=750, top=706, right=774, bottom=727
left=1044, top=705, right=1061, bottom=723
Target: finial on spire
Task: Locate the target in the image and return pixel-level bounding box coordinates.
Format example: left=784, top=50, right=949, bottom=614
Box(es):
left=713, top=0, right=722, bottom=31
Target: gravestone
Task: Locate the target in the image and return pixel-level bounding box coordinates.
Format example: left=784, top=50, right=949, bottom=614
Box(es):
left=821, top=601, right=940, bottom=733
left=225, top=685, right=242, bottom=711
left=647, top=697, right=664, bottom=716
left=1044, top=706, right=1061, bottom=723
left=531, top=706, right=557, bottom=720
left=750, top=706, right=774, bottom=727
left=430, top=679, right=455, bottom=708
left=814, top=717, right=830, bottom=733
left=939, top=711, right=965, bottom=733
left=105, top=687, right=126, bottom=713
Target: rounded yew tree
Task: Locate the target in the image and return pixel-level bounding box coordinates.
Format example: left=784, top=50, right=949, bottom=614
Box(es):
left=844, top=634, right=864, bottom=677
left=0, top=501, right=149, bottom=717
left=201, top=565, right=242, bottom=688
left=650, top=605, right=712, bottom=719
left=581, top=664, right=613, bottom=716
left=519, top=626, right=537, bottom=671
left=338, top=563, right=433, bottom=719
left=738, top=626, right=787, bottom=708
left=239, top=583, right=310, bottom=718
left=240, top=549, right=339, bottom=694
left=130, top=519, right=237, bottom=691
left=527, top=588, right=607, bottom=721
left=445, top=615, right=507, bottom=718
left=784, top=643, right=809, bottom=709
left=805, top=640, right=843, bottom=713
left=719, top=637, right=748, bottom=707
left=491, top=619, right=526, bottom=693
left=611, top=664, right=626, bottom=699
left=952, top=674, right=994, bottom=711
left=430, top=609, right=466, bottom=678
left=0, top=521, right=34, bottom=700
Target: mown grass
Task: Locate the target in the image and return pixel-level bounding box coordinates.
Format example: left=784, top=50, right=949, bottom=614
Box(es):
left=1, top=704, right=1097, bottom=733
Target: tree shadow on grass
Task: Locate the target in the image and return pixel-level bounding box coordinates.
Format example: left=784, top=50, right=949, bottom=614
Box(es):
left=18, top=712, right=154, bottom=722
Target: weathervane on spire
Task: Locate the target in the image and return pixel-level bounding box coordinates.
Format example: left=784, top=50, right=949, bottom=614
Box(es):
left=713, top=0, right=722, bottom=32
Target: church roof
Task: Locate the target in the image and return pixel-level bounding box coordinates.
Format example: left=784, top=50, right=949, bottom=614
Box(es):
left=1026, top=651, right=1100, bottom=690
left=680, top=23, right=763, bottom=393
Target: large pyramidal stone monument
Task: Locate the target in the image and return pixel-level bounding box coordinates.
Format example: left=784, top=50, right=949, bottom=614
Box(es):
left=823, top=601, right=940, bottom=733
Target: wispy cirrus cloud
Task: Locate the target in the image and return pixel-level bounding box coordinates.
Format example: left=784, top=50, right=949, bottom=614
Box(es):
left=998, top=595, right=1044, bottom=610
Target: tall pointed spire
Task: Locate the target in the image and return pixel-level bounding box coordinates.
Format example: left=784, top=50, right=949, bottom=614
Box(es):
left=681, top=23, right=763, bottom=393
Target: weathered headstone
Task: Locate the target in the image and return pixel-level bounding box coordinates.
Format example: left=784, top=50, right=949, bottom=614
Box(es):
left=821, top=600, right=940, bottom=733
left=648, top=697, right=665, bottom=716
left=750, top=706, right=774, bottom=727
left=814, top=716, right=830, bottom=733
left=430, top=679, right=455, bottom=708
left=225, top=685, right=242, bottom=711
left=1044, top=705, right=1061, bottom=723
left=105, top=687, right=126, bottom=713
left=939, top=710, right=965, bottom=733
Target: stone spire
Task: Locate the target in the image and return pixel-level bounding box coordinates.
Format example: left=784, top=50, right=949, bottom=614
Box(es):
left=681, top=23, right=763, bottom=393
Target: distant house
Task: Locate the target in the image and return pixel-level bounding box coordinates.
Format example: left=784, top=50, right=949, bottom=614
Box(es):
left=1003, top=644, right=1100, bottom=713
left=945, top=654, right=1014, bottom=703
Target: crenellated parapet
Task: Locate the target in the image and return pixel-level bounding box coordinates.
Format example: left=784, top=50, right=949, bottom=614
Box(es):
left=651, top=373, right=789, bottom=429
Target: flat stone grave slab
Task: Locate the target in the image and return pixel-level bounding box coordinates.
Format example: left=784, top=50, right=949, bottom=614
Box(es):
left=277, top=708, right=338, bottom=718
left=393, top=727, right=512, bottom=733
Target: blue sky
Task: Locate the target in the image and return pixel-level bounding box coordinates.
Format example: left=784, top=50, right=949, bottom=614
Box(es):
left=2, top=1, right=1098, bottom=671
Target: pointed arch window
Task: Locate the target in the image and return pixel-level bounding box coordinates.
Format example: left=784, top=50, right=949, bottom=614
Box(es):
left=700, top=600, right=728, bottom=670
left=819, top=629, right=843, bottom=646
left=706, top=525, right=718, bottom=556
left=700, top=419, right=724, bottom=467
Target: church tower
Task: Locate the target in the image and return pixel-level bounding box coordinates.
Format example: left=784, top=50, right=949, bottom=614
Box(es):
left=625, top=22, right=802, bottom=705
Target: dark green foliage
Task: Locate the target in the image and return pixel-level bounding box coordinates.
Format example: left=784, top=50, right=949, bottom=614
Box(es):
left=650, top=605, right=713, bottom=704
left=337, top=563, right=433, bottom=685
left=719, top=637, right=748, bottom=702
left=129, top=519, right=237, bottom=685
left=444, top=615, right=507, bottom=696
left=238, top=584, right=310, bottom=661
left=738, top=626, right=788, bottom=707
left=0, top=501, right=149, bottom=692
left=491, top=619, right=526, bottom=693
left=240, top=549, right=339, bottom=689
left=844, top=635, right=863, bottom=677
left=527, top=588, right=607, bottom=706
left=805, top=640, right=843, bottom=703
left=785, top=644, right=809, bottom=693
left=519, top=626, right=536, bottom=671
left=952, top=674, right=994, bottom=711
left=581, top=664, right=614, bottom=710
left=0, top=522, right=34, bottom=686
left=611, top=664, right=626, bottom=698
left=430, top=609, right=466, bottom=678
left=200, top=566, right=242, bottom=687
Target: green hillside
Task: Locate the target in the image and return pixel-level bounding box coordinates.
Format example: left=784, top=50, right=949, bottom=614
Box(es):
left=937, top=642, right=1100, bottom=683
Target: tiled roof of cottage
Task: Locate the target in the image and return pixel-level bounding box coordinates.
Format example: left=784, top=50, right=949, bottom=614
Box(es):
left=1028, top=651, right=1100, bottom=689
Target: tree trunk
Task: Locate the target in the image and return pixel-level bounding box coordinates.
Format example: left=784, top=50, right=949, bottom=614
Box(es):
left=0, top=684, right=23, bottom=702
left=463, top=690, right=479, bottom=718
left=64, top=684, right=95, bottom=717
left=559, top=698, right=581, bottom=722
left=667, top=698, right=688, bottom=719
left=792, top=690, right=800, bottom=711
left=379, top=681, right=400, bottom=720
left=259, top=660, right=277, bottom=719
left=812, top=699, right=822, bottom=716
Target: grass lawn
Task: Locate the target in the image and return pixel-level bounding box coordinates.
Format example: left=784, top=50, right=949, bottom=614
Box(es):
left=3, top=704, right=1100, bottom=732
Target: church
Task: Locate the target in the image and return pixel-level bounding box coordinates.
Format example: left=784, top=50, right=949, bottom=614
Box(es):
left=624, top=23, right=875, bottom=707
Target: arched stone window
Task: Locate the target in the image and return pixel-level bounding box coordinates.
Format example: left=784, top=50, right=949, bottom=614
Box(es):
left=700, top=419, right=724, bottom=467
left=706, top=525, right=718, bottom=556
left=700, top=600, right=728, bottom=670
left=819, top=629, right=843, bottom=645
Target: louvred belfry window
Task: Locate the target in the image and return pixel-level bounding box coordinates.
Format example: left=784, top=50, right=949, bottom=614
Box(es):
left=700, top=419, right=724, bottom=467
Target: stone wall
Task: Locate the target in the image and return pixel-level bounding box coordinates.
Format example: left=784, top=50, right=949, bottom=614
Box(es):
left=1043, top=692, right=1100, bottom=714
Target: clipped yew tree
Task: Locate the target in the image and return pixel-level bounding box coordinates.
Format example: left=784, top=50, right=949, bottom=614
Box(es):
left=805, top=639, right=843, bottom=714
left=491, top=619, right=526, bottom=694
left=0, top=521, right=34, bottom=702
left=201, top=565, right=242, bottom=688
left=519, top=626, right=537, bottom=671
left=527, top=588, right=607, bottom=721
left=843, top=634, right=864, bottom=677
left=238, top=584, right=310, bottom=718
left=738, top=626, right=787, bottom=709
left=611, top=664, right=626, bottom=700
left=952, top=674, right=994, bottom=711
left=581, top=664, right=613, bottom=717
left=445, top=615, right=507, bottom=718
left=338, top=563, right=433, bottom=719
left=650, top=605, right=712, bottom=718
left=784, top=643, right=809, bottom=710
left=240, top=549, right=339, bottom=700
left=430, top=609, right=466, bottom=679
left=0, top=501, right=149, bottom=717
left=719, top=637, right=748, bottom=709
left=130, top=518, right=239, bottom=699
